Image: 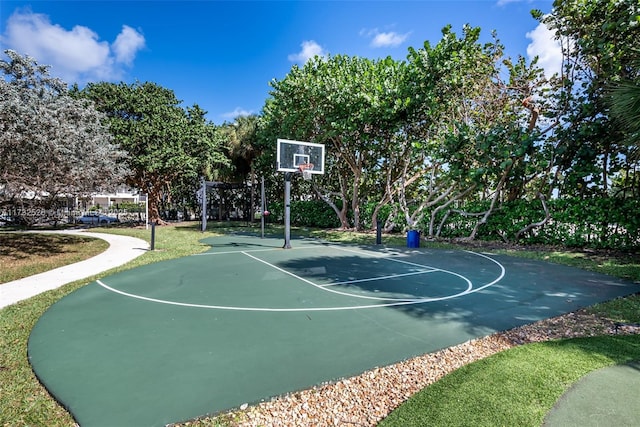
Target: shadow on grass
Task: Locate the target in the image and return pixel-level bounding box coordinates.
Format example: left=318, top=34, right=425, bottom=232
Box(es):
left=0, top=233, right=92, bottom=260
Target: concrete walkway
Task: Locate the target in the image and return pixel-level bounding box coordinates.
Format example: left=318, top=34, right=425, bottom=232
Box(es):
left=0, top=230, right=149, bottom=309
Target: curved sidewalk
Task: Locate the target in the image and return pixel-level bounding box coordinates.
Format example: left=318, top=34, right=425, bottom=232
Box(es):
left=0, top=230, right=149, bottom=309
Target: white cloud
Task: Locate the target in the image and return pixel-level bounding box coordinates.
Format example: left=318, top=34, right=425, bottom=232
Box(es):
left=526, top=21, right=563, bottom=78
left=112, top=25, right=146, bottom=66
left=288, top=40, right=327, bottom=64
left=370, top=31, right=410, bottom=48
left=496, top=0, right=523, bottom=6
left=1, top=10, right=145, bottom=83
left=360, top=27, right=410, bottom=48
left=222, top=107, right=253, bottom=120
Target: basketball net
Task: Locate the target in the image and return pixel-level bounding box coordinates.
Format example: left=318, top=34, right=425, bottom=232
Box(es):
left=298, top=163, right=314, bottom=181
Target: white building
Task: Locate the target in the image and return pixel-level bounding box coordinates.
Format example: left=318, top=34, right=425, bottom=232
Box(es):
left=90, top=186, right=145, bottom=208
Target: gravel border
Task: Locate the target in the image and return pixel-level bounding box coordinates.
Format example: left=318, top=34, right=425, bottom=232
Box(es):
left=177, top=309, right=639, bottom=427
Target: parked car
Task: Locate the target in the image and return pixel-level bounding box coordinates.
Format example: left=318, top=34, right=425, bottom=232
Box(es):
left=76, top=213, right=120, bottom=224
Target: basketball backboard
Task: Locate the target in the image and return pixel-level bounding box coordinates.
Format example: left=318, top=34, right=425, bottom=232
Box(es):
left=277, top=139, right=325, bottom=174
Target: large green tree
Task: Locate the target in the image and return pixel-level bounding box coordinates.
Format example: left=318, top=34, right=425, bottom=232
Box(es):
left=536, top=0, right=640, bottom=197
left=260, top=26, right=551, bottom=236
left=220, top=115, right=261, bottom=220
left=607, top=52, right=640, bottom=197
left=80, top=81, right=227, bottom=223
left=0, top=50, right=128, bottom=221
left=262, top=55, right=407, bottom=229
left=397, top=25, right=550, bottom=239
left=260, top=10, right=638, bottom=240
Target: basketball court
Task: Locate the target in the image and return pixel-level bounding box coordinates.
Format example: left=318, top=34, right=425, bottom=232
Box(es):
left=28, top=233, right=640, bottom=426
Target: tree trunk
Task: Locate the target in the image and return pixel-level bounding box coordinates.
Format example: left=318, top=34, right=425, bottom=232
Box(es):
left=514, top=192, right=550, bottom=241
left=314, top=187, right=350, bottom=229
left=351, top=174, right=361, bottom=230
left=147, top=185, right=166, bottom=224
left=466, top=164, right=511, bottom=240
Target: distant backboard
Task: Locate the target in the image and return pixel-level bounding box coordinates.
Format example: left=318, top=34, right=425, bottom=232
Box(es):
left=277, top=139, right=325, bottom=174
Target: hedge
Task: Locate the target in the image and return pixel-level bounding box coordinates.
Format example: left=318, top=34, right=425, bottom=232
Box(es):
left=267, top=197, right=640, bottom=249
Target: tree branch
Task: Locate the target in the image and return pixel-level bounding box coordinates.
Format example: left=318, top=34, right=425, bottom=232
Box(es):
left=514, top=192, right=551, bottom=241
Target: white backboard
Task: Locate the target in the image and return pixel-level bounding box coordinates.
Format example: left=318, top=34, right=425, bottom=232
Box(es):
left=276, top=139, right=325, bottom=174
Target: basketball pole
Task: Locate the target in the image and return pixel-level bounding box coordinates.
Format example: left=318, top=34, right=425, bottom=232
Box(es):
left=283, top=172, right=292, bottom=249
left=261, top=176, right=265, bottom=239
left=201, top=177, right=207, bottom=232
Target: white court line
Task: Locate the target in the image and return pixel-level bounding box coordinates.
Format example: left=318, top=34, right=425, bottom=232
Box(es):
left=95, top=247, right=506, bottom=312
left=96, top=279, right=465, bottom=312
left=332, top=245, right=442, bottom=270
left=329, top=245, right=478, bottom=293
left=460, top=250, right=506, bottom=291
left=241, top=251, right=421, bottom=302
left=323, top=269, right=437, bottom=287
left=192, top=245, right=327, bottom=256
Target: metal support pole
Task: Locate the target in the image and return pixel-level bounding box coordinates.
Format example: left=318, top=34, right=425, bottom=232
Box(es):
left=261, top=176, right=265, bottom=239
left=145, top=193, right=149, bottom=230
left=283, top=173, right=292, bottom=249
left=200, top=177, right=207, bottom=232
left=376, top=220, right=382, bottom=245
left=150, top=222, right=156, bottom=251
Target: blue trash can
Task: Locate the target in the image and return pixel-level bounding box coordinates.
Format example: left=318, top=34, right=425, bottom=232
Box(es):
left=407, top=230, right=420, bottom=248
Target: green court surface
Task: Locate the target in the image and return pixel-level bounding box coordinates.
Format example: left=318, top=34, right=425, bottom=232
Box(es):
left=544, top=360, right=640, bottom=426
left=28, top=234, right=639, bottom=426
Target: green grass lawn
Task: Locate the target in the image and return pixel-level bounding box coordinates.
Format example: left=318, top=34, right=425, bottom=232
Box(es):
left=0, top=232, right=108, bottom=284
left=0, top=222, right=638, bottom=427
left=379, top=335, right=640, bottom=426
left=0, top=223, right=219, bottom=427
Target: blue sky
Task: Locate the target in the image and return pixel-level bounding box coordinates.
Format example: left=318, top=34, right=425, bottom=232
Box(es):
left=1, top=0, right=559, bottom=124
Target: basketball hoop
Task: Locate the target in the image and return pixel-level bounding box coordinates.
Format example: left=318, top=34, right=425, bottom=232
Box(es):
left=277, top=139, right=325, bottom=249
left=298, top=163, right=314, bottom=181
